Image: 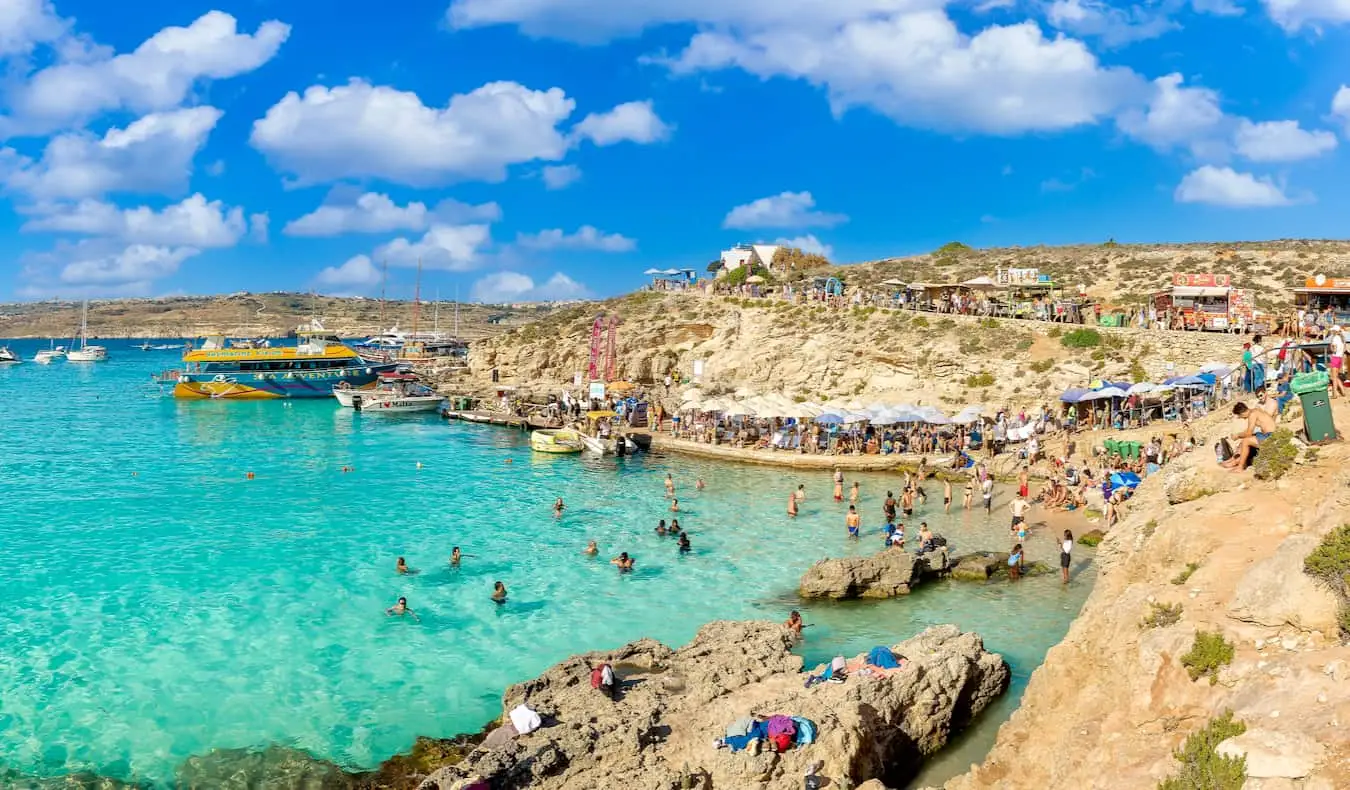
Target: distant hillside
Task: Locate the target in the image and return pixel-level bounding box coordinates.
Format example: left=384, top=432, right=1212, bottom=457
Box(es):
left=816, top=239, right=1347, bottom=311
left=0, top=293, right=564, bottom=339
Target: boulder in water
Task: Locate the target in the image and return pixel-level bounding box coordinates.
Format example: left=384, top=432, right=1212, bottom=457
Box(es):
left=798, top=549, right=924, bottom=599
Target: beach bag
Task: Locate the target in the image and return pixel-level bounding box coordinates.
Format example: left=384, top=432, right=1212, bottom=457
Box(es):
left=1215, top=439, right=1233, bottom=464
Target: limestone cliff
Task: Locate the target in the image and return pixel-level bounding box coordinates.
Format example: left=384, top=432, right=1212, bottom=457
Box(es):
left=465, top=292, right=1243, bottom=408
left=941, top=408, right=1350, bottom=790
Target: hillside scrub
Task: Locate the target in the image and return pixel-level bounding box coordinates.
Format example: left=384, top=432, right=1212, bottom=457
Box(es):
left=1158, top=711, right=1247, bottom=790
left=1060, top=329, right=1103, bottom=349
left=1181, top=631, right=1235, bottom=685
left=1304, top=525, right=1350, bottom=635
left=1251, top=429, right=1298, bottom=481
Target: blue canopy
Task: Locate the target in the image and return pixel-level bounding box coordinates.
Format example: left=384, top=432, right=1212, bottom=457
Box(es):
left=1060, top=387, right=1090, bottom=403
left=1109, top=472, right=1142, bottom=492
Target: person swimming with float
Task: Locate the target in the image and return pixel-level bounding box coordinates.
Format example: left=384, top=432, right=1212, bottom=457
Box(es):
left=611, top=552, right=635, bottom=571
left=386, top=597, right=420, bottom=622
left=492, top=581, right=508, bottom=604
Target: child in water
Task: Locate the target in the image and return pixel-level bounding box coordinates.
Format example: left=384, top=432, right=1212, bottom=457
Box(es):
left=492, top=581, right=508, bottom=604
left=845, top=505, right=861, bottom=538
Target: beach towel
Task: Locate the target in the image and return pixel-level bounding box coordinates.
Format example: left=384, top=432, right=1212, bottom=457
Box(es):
left=867, top=646, right=899, bottom=669
left=508, top=704, right=541, bottom=735
left=792, top=717, right=818, bottom=745
left=726, top=716, right=756, bottom=738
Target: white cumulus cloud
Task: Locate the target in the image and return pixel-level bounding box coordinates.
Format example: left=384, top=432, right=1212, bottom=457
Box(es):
left=1045, top=0, right=1178, bottom=46
left=250, top=79, right=576, bottom=186
left=1174, top=166, right=1292, bottom=207
left=571, top=100, right=671, bottom=146
left=283, top=192, right=501, bottom=236
left=21, top=193, right=248, bottom=247
left=59, top=243, right=199, bottom=286
left=1261, top=0, right=1350, bottom=30
left=0, top=106, right=222, bottom=201
left=249, top=213, right=269, bottom=243
left=541, top=164, right=582, bottom=189
left=723, top=191, right=847, bottom=230
left=1234, top=119, right=1337, bottom=162
left=1117, top=73, right=1227, bottom=157
left=374, top=224, right=494, bottom=270
left=3, top=11, right=288, bottom=134
left=515, top=226, right=637, bottom=252
left=0, top=0, right=70, bottom=57
left=773, top=234, right=834, bottom=259
left=1333, top=85, right=1350, bottom=135
left=470, top=271, right=591, bottom=303
left=315, top=254, right=383, bottom=291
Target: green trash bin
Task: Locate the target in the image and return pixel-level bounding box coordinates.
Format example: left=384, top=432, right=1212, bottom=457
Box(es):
left=1291, top=371, right=1336, bottom=444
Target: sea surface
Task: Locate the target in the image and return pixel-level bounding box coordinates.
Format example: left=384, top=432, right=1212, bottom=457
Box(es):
left=0, top=339, right=1095, bottom=788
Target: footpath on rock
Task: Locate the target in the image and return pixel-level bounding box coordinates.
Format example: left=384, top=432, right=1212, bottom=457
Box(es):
left=939, top=402, right=1350, bottom=790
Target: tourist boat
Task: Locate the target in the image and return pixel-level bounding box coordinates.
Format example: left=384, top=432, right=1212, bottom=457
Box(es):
left=136, top=342, right=153, bottom=351
left=0, top=347, right=20, bottom=365
left=334, top=372, right=445, bottom=413
left=34, top=342, right=66, bottom=364
left=172, top=320, right=398, bottom=399
left=530, top=429, right=585, bottom=454
left=66, top=300, right=108, bottom=362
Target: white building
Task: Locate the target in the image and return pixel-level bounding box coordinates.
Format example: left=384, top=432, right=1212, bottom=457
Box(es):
left=718, top=243, right=781, bottom=276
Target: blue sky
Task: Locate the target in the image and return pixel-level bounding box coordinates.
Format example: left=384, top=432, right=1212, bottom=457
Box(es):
left=1, top=0, right=1349, bottom=303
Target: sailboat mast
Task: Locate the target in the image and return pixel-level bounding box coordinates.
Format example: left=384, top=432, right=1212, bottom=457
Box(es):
left=380, top=259, right=387, bottom=326
left=412, top=257, right=421, bottom=337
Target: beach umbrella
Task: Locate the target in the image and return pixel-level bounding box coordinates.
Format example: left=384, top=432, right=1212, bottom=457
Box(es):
left=1059, top=387, right=1090, bottom=403
left=923, top=413, right=952, bottom=425
left=1093, top=386, right=1129, bottom=399
left=746, top=275, right=767, bottom=284
left=1126, top=382, right=1157, bottom=395
left=643, top=268, right=662, bottom=275
left=815, top=413, right=846, bottom=425
left=722, top=402, right=757, bottom=418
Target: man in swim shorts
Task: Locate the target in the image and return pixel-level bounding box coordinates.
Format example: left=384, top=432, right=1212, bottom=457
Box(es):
left=846, top=505, right=861, bottom=538
left=1224, top=402, right=1276, bottom=472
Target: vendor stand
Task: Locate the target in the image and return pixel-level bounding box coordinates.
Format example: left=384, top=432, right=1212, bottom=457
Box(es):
left=1293, top=276, right=1350, bottom=329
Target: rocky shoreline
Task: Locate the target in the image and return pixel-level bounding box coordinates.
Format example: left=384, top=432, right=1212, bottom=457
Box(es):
left=7, top=621, right=1008, bottom=790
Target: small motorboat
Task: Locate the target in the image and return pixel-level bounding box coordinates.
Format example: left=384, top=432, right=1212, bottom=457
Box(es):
left=530, top=429, right=585, bottom=454
left=579, top=434, right=608, bottom=454
left=136, top=342, right=153, bottom=351
left=34, top=344, right=65, bottom=364
left=0, top=347, right=20, bottom=365
left=334, top=373, right=445, bottom=413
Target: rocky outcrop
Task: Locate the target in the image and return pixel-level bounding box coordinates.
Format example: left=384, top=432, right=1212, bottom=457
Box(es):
left=798, top=548, right=949, bottom=599
left=949, top=552, right=1007, bottom=582
left=422, top=621, right=1009, bottom=790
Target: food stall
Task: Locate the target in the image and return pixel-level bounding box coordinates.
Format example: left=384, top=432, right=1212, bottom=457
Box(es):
left=1293, top=276, right=1350, bottom=328
left=1158, top=273, right=1239, bottom=331
left=995, top=268, right=1058, bottom=318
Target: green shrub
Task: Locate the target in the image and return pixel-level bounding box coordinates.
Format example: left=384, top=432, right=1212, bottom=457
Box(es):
left=1172, top=561, right=1200, bottom=585
left=964, top=372, right=996, bottom=388
left=1181, top=631, right=1234, bottom=685
left=1143, top=519, right=1158, bottom=538
left=936, top=318, right=956, bottom=331
left=1141, top=601, right=1184, bottom=629
left=912, top=316, right=930, bottom=328
left=1061, top=328, right=1103, bottom=348
left=1158, top=711, right=1247, bottom=790
left=1029, top=359, right=1055, bottom=374
left=935, top=241, right=971, bottom=255
left=1304, top=524, right=1350, bottom=636
left=979, top=318, right=1000, bottom=329
left=1047, top=326, right=1062, bottom=338
left=1015, top=337, right=1034, bottom=351
left=1251, top=429, right=1297, bottom=481
left=1128, top=358, right=1148, bottom=383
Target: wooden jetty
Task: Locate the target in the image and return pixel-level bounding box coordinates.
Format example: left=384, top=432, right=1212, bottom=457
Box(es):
left=440, top=409, right=564, bottom=430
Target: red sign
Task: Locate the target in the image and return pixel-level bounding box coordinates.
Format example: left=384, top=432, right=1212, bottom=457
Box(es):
left=1172, top=273, right=1231, bottom=287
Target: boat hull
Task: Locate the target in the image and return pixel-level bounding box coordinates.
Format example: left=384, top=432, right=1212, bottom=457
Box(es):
left=531, top=429, right=584, bottom=454
left=173, top=364, right=397, bottom=399
left=345, top=396, right=445, bottom=413
left=66, top=348, right=107, bottom=362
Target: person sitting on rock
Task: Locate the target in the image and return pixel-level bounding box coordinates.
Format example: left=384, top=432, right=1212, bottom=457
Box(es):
left=1224, top=401, right=1276, bottom=472
left=590, top=662, right=617, bottom=700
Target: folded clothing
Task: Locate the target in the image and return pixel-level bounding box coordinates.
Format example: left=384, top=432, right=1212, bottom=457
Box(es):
left=867, top=646, right=899, bottom=669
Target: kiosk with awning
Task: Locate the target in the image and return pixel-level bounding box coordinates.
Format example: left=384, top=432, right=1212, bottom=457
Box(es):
left=1293, top=276, right=1350, bottom=326
left=1156, top=273, right=1243, bottom=330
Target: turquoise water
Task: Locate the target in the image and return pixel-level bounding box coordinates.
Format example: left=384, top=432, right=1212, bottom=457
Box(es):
left=0, top=339, right=1093, bottom=787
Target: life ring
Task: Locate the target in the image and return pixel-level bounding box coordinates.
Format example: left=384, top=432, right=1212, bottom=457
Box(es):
left=335, top=381, right=352, bottom=391
left=213, top=374, right=228, bottom=383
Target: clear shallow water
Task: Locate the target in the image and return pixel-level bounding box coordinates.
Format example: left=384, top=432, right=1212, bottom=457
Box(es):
left=0, top=340, right=1094, bottom=787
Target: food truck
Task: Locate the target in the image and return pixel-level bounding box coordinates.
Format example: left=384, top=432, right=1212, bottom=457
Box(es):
left=1292, top=276, right=1350, bottom=327
left=1153, top=273, right=1254, bottom=331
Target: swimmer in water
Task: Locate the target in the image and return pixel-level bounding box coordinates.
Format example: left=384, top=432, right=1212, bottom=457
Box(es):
left=669, top=518, right=682, bottom=536
left=655, top=519, right=667, bottom=536
left=665, top=473, right=675, bottom=497
left=553, top=497, right=565, bottom=517
left=396, top=557, right=410, bottom=575
left=386, top=597, right=420, bottom=622
left=611, top=552, right=635, bottom=571
left=850, top=481, right=860, bottom=505
left=492, top=581, right=508, bottom=604
left=696, top=478, right=706, bottom=491
left=583, top=540, right=599, bottom=556
left=787, top=491, right=799, bottom=517
left=670, top=497, right=680, bottom=513
left=795, top=484, right=806, bottom=503
left=678, top=533, right=691, bottom=553
left=833, top=469, right=843, bottom=502
left=450, top=547, right=463, bottom=567
left=784, top=610, right=804, bottom=639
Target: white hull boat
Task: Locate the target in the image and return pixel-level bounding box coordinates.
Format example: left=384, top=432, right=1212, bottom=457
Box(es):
left=579, top=434, right=608, bottom=454
left=0, top=347, right=19, bottom=365
left=34, top=344, right=65, bottom=364
left=334, top=373, right=444, bottom=413
left=68, top=301, right=108, bottom=362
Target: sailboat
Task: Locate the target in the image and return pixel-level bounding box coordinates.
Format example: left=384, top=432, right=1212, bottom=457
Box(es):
left=66, top=300, right=108, bottom=362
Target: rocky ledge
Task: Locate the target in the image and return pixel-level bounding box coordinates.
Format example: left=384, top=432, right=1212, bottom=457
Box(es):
left=423, top=620, right=1009, bottom=790
left=798, top=548, right=950, bottom=599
